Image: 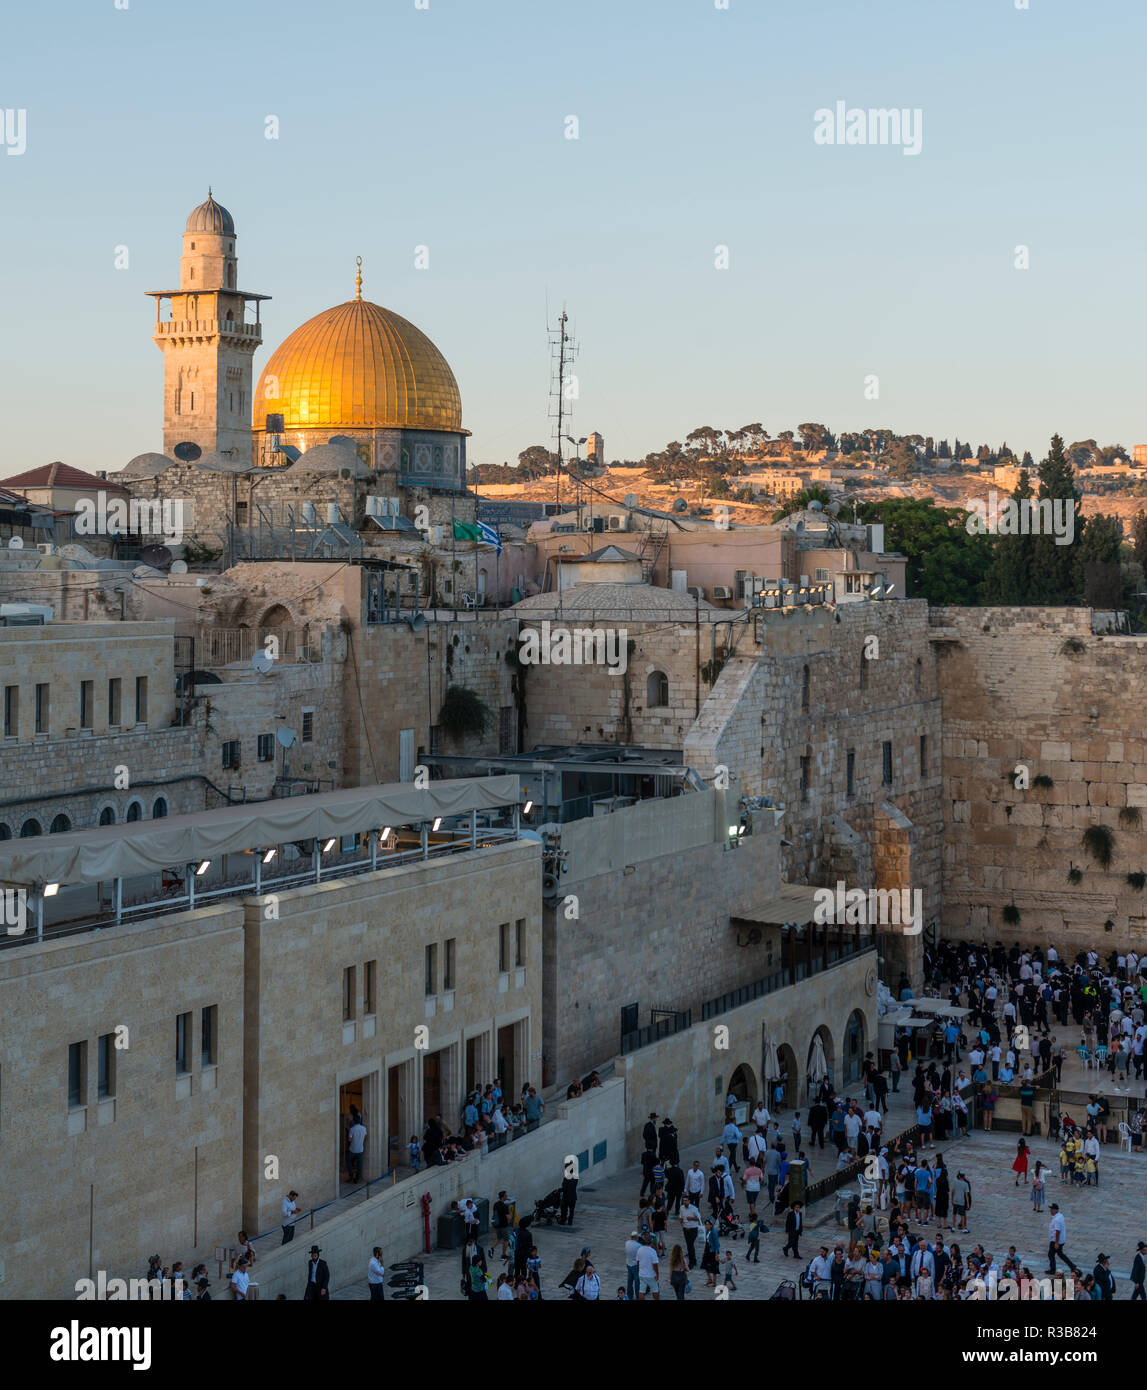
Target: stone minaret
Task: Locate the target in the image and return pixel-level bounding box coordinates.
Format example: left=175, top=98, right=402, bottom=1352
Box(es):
left=147, top=191, right=270, bottom=461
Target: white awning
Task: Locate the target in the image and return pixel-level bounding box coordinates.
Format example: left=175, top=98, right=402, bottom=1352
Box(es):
left=733, top=883, right=822, bottom=927
left=0, top=776, right=521, bottom=888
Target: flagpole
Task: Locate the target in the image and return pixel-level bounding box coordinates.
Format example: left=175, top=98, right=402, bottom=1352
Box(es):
left=452, top=490, right=457, bottom=620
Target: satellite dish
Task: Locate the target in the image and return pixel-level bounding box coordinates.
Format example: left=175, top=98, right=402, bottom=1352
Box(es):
left=276, top=726, right=298, bottom=749
left=173, top=441, right=202, bottom=462
left=251, top=650, right=274, bottom=675
left=170, top=559, right=188, bottom=574
left=624, top=494, right=639, bottom=508
left=7, top=536, right=23, bottom=550
left=406, top=612, right=427, bottom=633
left=808, top=499, right=823, bottom=511
left=138, top=544, right=173, bottom=570
left=826, top=500, right=842, bottom=516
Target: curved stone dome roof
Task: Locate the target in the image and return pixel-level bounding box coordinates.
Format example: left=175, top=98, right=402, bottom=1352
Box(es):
left=121, top=452, right=175, bottom=478
left=254, top=292, right=463, bottom=434
left=185, top=192, right=235, bottom=235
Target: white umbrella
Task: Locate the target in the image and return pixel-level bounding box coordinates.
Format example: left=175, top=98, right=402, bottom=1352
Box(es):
left=808, top=1034, right=828, bottom=1083
left=764, top=1039, right=780, bottom=1081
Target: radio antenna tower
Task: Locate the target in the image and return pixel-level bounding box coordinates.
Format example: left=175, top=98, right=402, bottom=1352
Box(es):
left=548, top=306, right=578, bottom=514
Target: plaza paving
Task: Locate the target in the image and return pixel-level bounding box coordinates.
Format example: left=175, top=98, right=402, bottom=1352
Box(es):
left=328, top=1062, right=1147, bottom=1301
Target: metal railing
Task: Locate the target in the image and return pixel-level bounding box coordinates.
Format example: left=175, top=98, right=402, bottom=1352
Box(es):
left=621, top=1007, right=693, bottom=1055
left=701, top=941, right=876, bottom=1022
left=198, top=626, right=304, bottom=666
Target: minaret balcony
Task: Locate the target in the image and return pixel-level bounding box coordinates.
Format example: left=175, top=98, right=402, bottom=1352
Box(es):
left=154, top=319, right=262, bottom=341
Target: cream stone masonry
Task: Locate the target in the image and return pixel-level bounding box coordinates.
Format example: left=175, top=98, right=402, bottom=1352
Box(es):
left=934, top=606, right=1147, bottom=952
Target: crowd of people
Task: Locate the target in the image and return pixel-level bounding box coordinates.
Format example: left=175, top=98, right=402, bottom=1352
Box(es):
left=414, top=1078, right=549, bottom=1169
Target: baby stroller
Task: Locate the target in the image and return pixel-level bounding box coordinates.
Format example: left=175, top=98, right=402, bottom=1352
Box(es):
left=532, top=1189, right=562, bottom=1226
left=718, top=1209, right=744, bottom=1239
left=769, top=1279, right=798, bottom=1300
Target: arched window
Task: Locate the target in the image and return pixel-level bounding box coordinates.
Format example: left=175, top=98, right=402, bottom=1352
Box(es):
left=152, top=797, right=168, bottom=819
left=226, top=263, right=235, bottom=289
left=801, top=663, right=810, bottom=711
left=20, top=819, right=42, bottom=838
left=914, top=657, right=922, bottom=697
left=50, top=814, right=71, bottom=834
left=125, top=801, right=143, bottom=823
left=99, top=806, right=116, bottom=826
left=859, top=645, right=868, bottom=690
left=647, top=671, right=669, bottom=707
left=0, top=823, right=10, bottom=840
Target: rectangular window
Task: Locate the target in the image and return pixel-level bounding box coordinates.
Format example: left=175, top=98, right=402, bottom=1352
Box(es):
left=882, top=740, right=893, bottom=786
left=135, top=676, right=149, bottom=724
left=79, top=681, right=93, bottom=729
left=257, top=732, right=274, bottom=762
left=800, top=754, right=810, bottom=803
left=425, top=943, right=437, bottom=997
left=97, top=1032, right=116, bottom=1099
left=814, top=568, right=830, bottom=582
left=801, top=665, right=810, bottom=712
left=498, top=922, right=510, bottom=974
left=515, top=919, right=525, bottom=969
left=68, top=1040, right=88, bottom=1108
left=919, top=734, right=928, bottom=778
left=343, top=966, right=356, bottom=1021
left=107, top=677, right=121, bottom=726
left=846, top=748, right=855, bottom=797
left=175, top=1012, right=191, bottom=1074
left=3, top=685, right=16, bottom=737
left=363, top=961, right=376, bottom=1014
left=35, top=683, right=49, bottom=735
left=222, top=739, right=240, bottom=769
left=301, top=709, right=314, bottom=743
left=201, top=1005, right=217, bottom=1067
left=444, top=939, right=456, bottom=990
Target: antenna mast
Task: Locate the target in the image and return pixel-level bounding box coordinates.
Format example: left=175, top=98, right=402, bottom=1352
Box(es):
left=548, top=306, right=578, bottom=516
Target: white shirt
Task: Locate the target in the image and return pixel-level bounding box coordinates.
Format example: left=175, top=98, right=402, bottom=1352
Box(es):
left=575, top=1272, right=600, bottom=1299
left=685, top=1167, right=705, bottom=1194
left=844, top=1114, right=861, bottom=1142
left=809, top=1254, right=832, bottom=1281
left=752, top=1106, right=770, bottom=1130
left=625, top=1238, right=641, bottom=1266
left=635, top=1246, right=659, bottom=1279
left=1049, top=1213, right=1066, bottom=1244
left=231, top=1269, right=250, bottom=1297
left=864, top=1109, right=881, bottom=1130
left=368, top=1257, right=385, bottom=1285
left=492, top=1108, right=508, bottom=1134
left=497, top=1282, right=514, bottom=1299
left=990, top=1045, right=1001, bottom=1062
left=681, top=1203, right=702, bottom=1229
left=281, top=1198, right=298, bottom=1224
left=459, top=1201, right=479, bottom=1226
left=348, top=1123, right=366, bottom=1154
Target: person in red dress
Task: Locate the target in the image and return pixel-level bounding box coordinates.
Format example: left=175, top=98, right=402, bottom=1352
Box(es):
left=1013, top=1137, right=1030, bottom=1185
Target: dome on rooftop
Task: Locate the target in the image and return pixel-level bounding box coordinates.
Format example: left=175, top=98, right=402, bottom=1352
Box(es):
left=185, top=191, right=235, bottom=236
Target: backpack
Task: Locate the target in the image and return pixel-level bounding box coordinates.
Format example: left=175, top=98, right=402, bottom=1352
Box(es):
left=469, top=1264, right=486, bottom=1292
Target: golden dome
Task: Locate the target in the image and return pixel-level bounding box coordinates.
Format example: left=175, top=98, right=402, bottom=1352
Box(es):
left=255, top=282, right=462, bottom=433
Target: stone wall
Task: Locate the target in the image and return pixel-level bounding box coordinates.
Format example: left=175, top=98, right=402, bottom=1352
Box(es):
left=615, top=950, right=877, bottom=1162
left=542, top=789, right=790, bottom=1081
left=0, top=901, right=246, bottom=1299
left=233, top=1078, right=625, bottom=1300
left=934, top=606, right=1147, bottom=953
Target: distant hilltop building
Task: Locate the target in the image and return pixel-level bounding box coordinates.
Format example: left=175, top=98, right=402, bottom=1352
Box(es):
left=1134, top=445, right=1147, bottom=467
left=585, top=431, right=604, bottom=466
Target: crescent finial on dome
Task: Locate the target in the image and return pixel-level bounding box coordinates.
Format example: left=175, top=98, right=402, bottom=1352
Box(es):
left=355, top=256, right=363, bottom=301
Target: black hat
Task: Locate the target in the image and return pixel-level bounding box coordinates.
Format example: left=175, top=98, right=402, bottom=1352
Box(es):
left=649, top=1112, right=658, bottom=1119
left=197, top=1277, right=210, bottom=1288
left=309, top=1245, right=321, bottom=1255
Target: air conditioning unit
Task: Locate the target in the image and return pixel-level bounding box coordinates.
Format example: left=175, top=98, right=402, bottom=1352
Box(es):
left=711, top=585, right=733, bottom=599
left=686, top=585, right=705, bottom=600
left=36, top=542, right=56, bottom=556
left=607, top=515, right=624, bottom=531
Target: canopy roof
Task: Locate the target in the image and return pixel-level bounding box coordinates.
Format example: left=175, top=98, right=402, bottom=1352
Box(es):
left=0, top=776, right=520, bottom=888
left=732, top=883, right=822, bottom=927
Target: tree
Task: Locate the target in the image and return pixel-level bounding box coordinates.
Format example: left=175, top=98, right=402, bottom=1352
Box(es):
left=1076, top=512, right=1123, bottom=607
left=517, top=444, right=558, bottom=478
left=798, top=422, right=828, bottom=456
left=1021, top=450, right=1034, bottom=469
left=981, top=470, right=1036, bottom=604
left=1030, top=434, right=1083, bottom=606
left=886, top=440, right=917, bottom=480
left=856, top=497, right=992, bottom=604
left=924, top=436, right=936, bottom=460
left=1132, top=509, right=1147, bottom=558
left=937, top=439, right=951, bottom=459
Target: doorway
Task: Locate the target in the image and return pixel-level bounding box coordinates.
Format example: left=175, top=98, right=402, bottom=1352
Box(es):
left=339, top=1077, right=367, bottom=1191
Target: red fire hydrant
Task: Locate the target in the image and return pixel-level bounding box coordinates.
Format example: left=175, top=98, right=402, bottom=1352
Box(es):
left=421, top=1191, right=432, bottom=1254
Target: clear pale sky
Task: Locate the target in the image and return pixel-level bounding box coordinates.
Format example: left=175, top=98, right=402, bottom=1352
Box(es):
left=0, top=0, right=1142, bottom=474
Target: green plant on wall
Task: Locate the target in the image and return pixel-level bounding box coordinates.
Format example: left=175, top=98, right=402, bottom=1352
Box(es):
left=1128, top=872, right=1147, bottom=891
left=438, top=685, right=493, bottom=742
left=1002, top=903, right=1021, bottom=925
left=1082, top=824, right=1115, bottom=869
left=1032, top=775, right=1054, bottom=789
left=1120, top=806, right=1143, bottom=830
left=1067, top=866, right=1083, bottom=884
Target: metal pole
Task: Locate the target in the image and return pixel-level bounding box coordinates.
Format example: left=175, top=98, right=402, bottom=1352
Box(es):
left=314, top=839, right=321, bottom=883
left=470, top=809, right=477, bottom=850
left=421, top=824, right=429, bottom=861
left=35, top=892, right=43, bottom=943
left=188, top=863, right=196, bottom=911
left=255, top=854, right=262, bottom=895
left=114, top=877, right=122, bottom=926
left=370, top=833, right=378, bottom=872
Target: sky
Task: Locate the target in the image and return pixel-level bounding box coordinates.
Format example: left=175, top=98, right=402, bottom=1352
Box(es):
left=0, top=0, right=1143, bottom=475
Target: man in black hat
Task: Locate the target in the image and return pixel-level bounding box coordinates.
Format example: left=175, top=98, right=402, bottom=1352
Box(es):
left=1093, top=1252, right=1115, bottom=1300
left=643, top=1113, right=658, bottom=1152
left=1132, top=1241, right=1147, bottom=1300
left=195, top=1276, right=212, bottom=1301
left=303, top=1245, right=330, bottom=1301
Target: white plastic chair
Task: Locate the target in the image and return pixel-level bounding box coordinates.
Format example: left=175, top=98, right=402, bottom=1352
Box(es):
left=1119, top=1121, right=1133, bottom=1154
